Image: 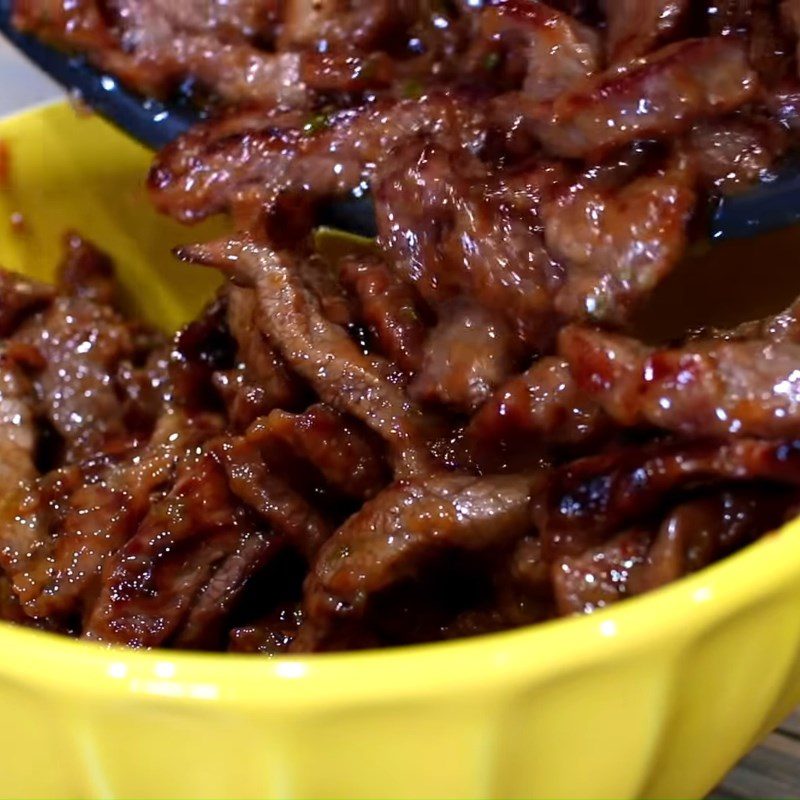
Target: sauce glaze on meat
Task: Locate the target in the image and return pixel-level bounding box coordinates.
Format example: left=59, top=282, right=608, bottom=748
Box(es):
left=6, top=0, right=800, bottom=652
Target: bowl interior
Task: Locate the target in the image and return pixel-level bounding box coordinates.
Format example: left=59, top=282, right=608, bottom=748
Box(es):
left=1, top=100, right=800, bottom=703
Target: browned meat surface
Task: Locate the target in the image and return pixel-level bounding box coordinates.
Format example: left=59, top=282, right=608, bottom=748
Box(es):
left=522, top=38, right=759, bottom=159
left=298, top=472, right=541, bottom=650
left=0, top=270, right=54, bottom=337
left=561, top=325, right=800, bottom=439
left=338, top=255, right=427, bottom=374
left=602, top=0, right=689, bottom=64
left=12, top=296, right=136, bottom=461
left=247, top=405, right=390, bottom=501
left=85, top=453, right=271, bottom=647
left=410, top=302, right=518, bottom=413
left=479, top=0, right=601, bottom=102
left=8, top=0, right=800, bottom=653
left=542, top=162, right=696, bottom=324
left=375, top=142, right=563, bottom=350
left=683, top=118, right=787, bottom=193
left=179, top=236, right=438, bottom=478
left=57, top=231, right=118, bottom=307
left=0, top=351, right=38, bottom=487
left=149, top=92, right=487, bottom=224
left=539, top=438, right=800, bottom=559
left=466, top=357, right=610, bottom=456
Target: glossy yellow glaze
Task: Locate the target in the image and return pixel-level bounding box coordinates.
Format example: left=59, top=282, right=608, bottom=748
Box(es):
left=1, top=102, right=800, bottom=800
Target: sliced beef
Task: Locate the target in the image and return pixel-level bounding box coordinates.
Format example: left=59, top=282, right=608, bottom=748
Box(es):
left=479, top=0, right=601, bottom=102
left=213, top=435, right=333, bottom=560
left=247, top=404, right=390, bottom=501
left=561, top=325, right=800, bottom=439
left=57, top=231, right=118, bottom=307
left=375, top=142, right=564, bottom=350
left=542, top=161, right=696, bottom=324
left=410, top=301, right=518, bottom=413
left=602, top=0, right=689, bottom=64
left=179, top=237, right=438, bottom=478
left=520, top=37, right=758, bottom=159
left=539, top=438, right=800, bottom=559
left=0, top=270, right=54, bottom=338
left=683, top=117, right=787, bottom=194
left=0, top=350, right=39, bottom=487
left=338, top=255, right=428, bottom=374
left=84, top=452, right=273, bottom=647
left=298, top=472, right=541, bottom=651
left=466, top=357, right=610, bottom=455
left=149, top=92, right=487, bottom=224
left=12, top=296, right=136, bottom=461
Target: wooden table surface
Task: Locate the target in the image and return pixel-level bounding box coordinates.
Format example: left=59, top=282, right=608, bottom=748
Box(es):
left=712, top=712, right=800, bottom=799
left=1, top=34, right=800, bottom=800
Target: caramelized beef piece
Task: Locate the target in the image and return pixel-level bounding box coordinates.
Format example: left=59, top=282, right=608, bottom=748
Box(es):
left=641, top=488, right=791, bottom=589
left=56, top=231, right=118, bottom=307
left=480, top=0, right=601, bottom=102
left=247, top=405, right=390, bottom=501
left=180, top=237, right=438, bottom=478
left=280, top=0, right=415, bottom=50
left=149, top=92, right=487, bottom=224
left=542, top=161, right=696, bottom=324
left=0, top=411, right=223, bottom=620
left=561, top=325, right=800, bottom=439
left=539, top=438, right=800, bottom=559
left=520, top=38, right=758, bottom=159
left=410, top=302, right=518, bottom=413
left=0, top=350, right=39, bottom=487
left=375, top=142, right=564, bottom=350
left=12, top=297, right=136, bottom=461
left=602, top=0, right=689, bottom=64
left=683, top=117, right=787, bottom=193
left=299, top=472, right=542, bottom=651
left=338, top=255, right=427, bottom=374
left=552, top=528, right=654, bottom=615
left=85, top=452, right=273, bottom=647
left=466, top=357, right=610, bottom=455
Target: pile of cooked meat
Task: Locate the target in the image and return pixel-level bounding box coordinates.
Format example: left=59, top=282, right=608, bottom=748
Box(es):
left=4, top=0, right=800, bottom=652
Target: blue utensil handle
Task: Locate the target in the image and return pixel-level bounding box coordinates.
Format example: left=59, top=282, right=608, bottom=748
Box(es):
left=0, top=0, right=196, bottom=149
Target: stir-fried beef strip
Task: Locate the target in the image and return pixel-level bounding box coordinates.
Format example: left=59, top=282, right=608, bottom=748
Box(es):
left=8, top=0, right=800, bottom=651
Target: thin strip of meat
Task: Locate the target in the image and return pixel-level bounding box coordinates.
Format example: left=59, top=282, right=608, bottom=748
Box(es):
left=682, top=118, right=787, bottom=194
left=18, top=411, right=223, bottom=620
left=409, top=301, right=519, bottom=414
left=539, top=438, right=800, bottom=559
left=515, top=37, right=759, bottom=159
left=553, top=486, right=793, bottom=614
left=602, top=0, right=689, bottom=64
left=466, top=356, right=610, bottom=453
left=148, top=91, right=487, bottom=224
left=542, top=161, right=696, bottom=324
left=56, top=231, right=118, bottom=307
left=179, top=237, right=438, bottom=478
left=479, top=0, right=601, bottom=102
left=12, top=296, right=136, bottom=461
left=0, top=351, right=38, bottom=488
left=84, top=452, right=273, bottom=647
left=247, top=404, right=390, bottom=501
left=279, top=0, right=416, bottom=50
left=375, top=142, right=564, bottom=350
left=212, top=435, right=333, bottom=559
left=338, top=255, right=427, bottom=374
left=560, top=325, right=800, bottom=439
left=298, top=472, right=542, bottom=651
left=639, top=488, right=792, bottom=591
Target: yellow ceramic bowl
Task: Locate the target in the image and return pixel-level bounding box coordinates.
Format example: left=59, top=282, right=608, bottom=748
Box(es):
left=1, top=102, right=800, bottom=800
